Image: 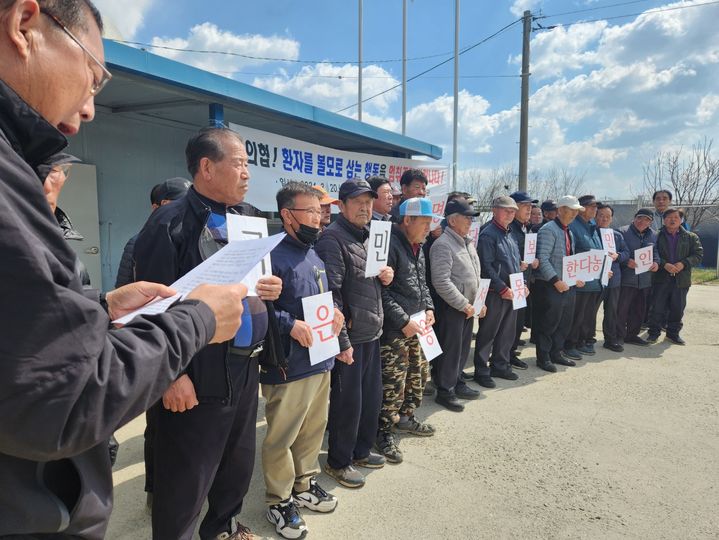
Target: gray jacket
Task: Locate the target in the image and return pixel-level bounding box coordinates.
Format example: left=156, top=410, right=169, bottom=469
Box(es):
left=429, top=226, right=481, bottom=311
left=536, top=219, right=576, bottom=283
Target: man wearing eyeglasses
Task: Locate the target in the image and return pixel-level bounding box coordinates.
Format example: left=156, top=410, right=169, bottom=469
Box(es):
left=0, top=2, right=248, bottom=539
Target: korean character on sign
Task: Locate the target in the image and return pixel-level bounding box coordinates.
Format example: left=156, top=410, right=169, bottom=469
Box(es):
left=333, top=157, right=344, bottom=178
left=364, top=162, right=380, bottom=178
left=579, top=255, right=591, bottom=274
left=312, top=304, right=335, bottom=343
left=379, top=163, right=387, bottom=177
left=527, top=237, right=536, bottom=254
left=639, top=250, right=651, bottom=264
left=303, top=152, right=313, bottom=174
left=245, top=140, right=258, bottom=166
left=372, top=229, right=389, bottom=264
left=432, top=199, right=446, bottom=215
left=514, top=277, right=525, bottom=298
left=590, top=254, right=603, bottom=273
left=317, top=154, right=326, bottom=177
left=281, top=148, right=293, bottom=171
left=326, top=156, right=335, bottom=177
left=566, top=259, right=579, bottom=279
left=388, top=165, right=398, bottom=182
left=258, top=143, right=271, bottom=167
left=291, top=150, right=304, bottom=172
left=418, top=319, right=435, bottom=344
left=346, top=159, right=362, bottom=179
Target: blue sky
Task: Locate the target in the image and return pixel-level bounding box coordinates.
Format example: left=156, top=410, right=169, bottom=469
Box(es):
left=94, top=0, right=719, bottom=198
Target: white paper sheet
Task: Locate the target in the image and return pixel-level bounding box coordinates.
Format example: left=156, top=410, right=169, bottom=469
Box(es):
left=301, top=291, right=340, bottom=365
left=410, top=311, right=443, bottom=362
left=509, top=272, right=527, bottom=310
left=523, top=232, right=538, bottom=263
left=365, top=220, right=392, bottom=278
left=600, top=228, right=616, bottom=253
left=226, top=214, right=271, bottom=295
left=114, top=233, right=286, bottom=325
left=472, top=278, right=491, bottom=317
left=427, top=182, right=449, bottom=232
left=468, top=222, right=481, bottom=248
left=634, top=245, right=654, bottom=275
left=601, top=254, right=612, bottom=286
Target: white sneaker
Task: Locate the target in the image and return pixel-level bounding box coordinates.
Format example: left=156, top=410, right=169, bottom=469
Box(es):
left=293, top=478, right=338, bottom=513
left=266, top=499, right=307, bottom=539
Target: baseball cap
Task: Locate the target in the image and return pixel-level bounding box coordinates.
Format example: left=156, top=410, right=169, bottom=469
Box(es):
left=509, top=191, right=539, bottom=204
left=312, top=184, right=339, bottom=205
left=540, top=199, right=558, bottom=212
left=578, top=194, right=597, bottom=207
left=399, top=197, right=441, bottom=218
left=151, top=177, right=191, bottom=205
left=557, top=195, right=584, bottom=210
left=445, top=198, right=480, bottom=217
left=492, top=195, right=519, bottom=210
left=338, top=178, right=378, bottom=201
left=634, top=208, right=655, bottom=220
left=36, top=153, right=81, bottom=180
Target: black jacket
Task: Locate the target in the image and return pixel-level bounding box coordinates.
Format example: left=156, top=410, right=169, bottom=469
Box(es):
left=619, top=224, right=658, bottom=289
left=0, top=80, right=215, bottom=538
left=134, top=187, right=278, bottom=403
left=114, top=233, right=137, bottom=288
left=478, top=220, right=522, bottom=293
left=314, top=213, right=384, bottom=350
left=381, top=225, right=434, bottom=341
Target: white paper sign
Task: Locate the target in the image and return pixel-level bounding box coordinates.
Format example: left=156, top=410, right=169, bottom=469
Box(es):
left=562, top=251, right=605, bottom=285
left=301, top=291, right=340, bottom=365
left=114, top=234, right=286, bottom=324
left=365, top=220, right=392, bottom=277
left=601, top=254, right=612, bottom=286
left=468, top=222, right=481, bottom=247
left=410, top=311, right=442, bottom=362
left=634, top=245, right=654, bottom=274
left=509, top=272, right=527, bottom=310
left=427, top=182, right=448, bottom=231
left=523, top=232, right=538, bottom=263
left=226, top=214, right=271, bottom=295
left=472, top=278, right=491, bottom=317
left=600, top=228, right=617, bottom=253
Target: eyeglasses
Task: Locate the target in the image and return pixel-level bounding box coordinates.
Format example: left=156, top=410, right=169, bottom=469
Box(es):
left=290, top=208, right=323, bottom=217
left=41, top=10, right=112, bottom=96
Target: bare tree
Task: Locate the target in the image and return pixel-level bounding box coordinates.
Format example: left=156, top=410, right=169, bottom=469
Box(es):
left=529, top=167, right=587, bottom=202
left=459, top=167, right=515, bottom=222
left=642, top=137, right=719, bottom=230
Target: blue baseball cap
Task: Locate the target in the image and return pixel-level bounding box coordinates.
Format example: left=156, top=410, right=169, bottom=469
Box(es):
left=509, top=191, right=539, bottom=204
left=399, top=197, right=441, bottom=218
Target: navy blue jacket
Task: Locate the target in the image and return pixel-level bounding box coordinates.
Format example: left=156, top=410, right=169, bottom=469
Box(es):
left=618, top=224, right=658, bottom=289
left=568, top=216, right=603, bottom=292
left=478, top=220, right=522, bottom=293
left=261, top=234, right=334, bottom=385
left=607, top=229, right=630, bottom=289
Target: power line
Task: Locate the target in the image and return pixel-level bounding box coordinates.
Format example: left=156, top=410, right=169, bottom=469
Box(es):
left=112, top=39, right=463, bottom=65
left=536, top=0, right=657, bottom=19
left=211, top=70, right=520, bottom=80
left=334, top=18, right=523, bottom=113
left=538, top=0, right=719, bottom=26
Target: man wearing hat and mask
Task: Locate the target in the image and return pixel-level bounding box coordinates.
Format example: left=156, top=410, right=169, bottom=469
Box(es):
left=315, top=178, right=394, bottom=489
left=534, top=196, right=585, bottom=372
left=116, top=177, right=191, bottom=288
left=564, top=195, right=604, bottom=360
left=430, top=198, right=485, bottom=411
left=472, top=195, right=527, bottom=388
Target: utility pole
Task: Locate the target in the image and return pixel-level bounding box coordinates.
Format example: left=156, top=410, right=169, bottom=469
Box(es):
left=358, top=0, right=363, bottom=122
left=402, top=0, right=407, bottom=135
left=452, top=0, right=460, bottom=191
left=518, top=9, right=531, bottom=192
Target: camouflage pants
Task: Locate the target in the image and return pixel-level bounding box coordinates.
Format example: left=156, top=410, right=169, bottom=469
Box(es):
left=378, top=336, right=428, bottom=433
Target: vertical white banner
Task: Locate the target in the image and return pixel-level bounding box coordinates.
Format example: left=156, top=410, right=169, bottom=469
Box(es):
left=523, top=232, right=538, bottom=263
left=509, top=272, right=527, bottom=310
left=600, top=228, right=616, bottom=253
left=634, top=246, right=654, bottom=274
left=410, top=311, right=443, bottom=362
left=302, top=291, right=340, bottom=366
left=365, top=220, right=392, bottom=277
left=601, top=254, right=612, bottom=286
left=468, top=222, right=481, bottom=248
left=226, top=214, right=271, bottom=295
left=427, top=182, right=448, bottom=232
left=472, top=278, right=491, bottom=316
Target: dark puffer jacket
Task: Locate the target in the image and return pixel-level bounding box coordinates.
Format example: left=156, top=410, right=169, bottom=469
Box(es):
left=314, top=213, right=384, bottom=350
left=381, top=225, right=434, bottom=342
left=619, top=224, right=657, bottom=289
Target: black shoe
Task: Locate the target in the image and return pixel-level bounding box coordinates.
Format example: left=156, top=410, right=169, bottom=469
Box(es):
left=510, top=356, right=529, bottom=370
left=645, top=334, right=660, bottom=344
left=537, top=361, right=557, bottom=373
left=473, top=375, right=496, bottom=388
left=490, top=369, right=519, bottom=381
left=435, top=392, right=465, bottom=412
left=666, top=334, right=686, bottom=345
left=553, top=356, right=576, bottom=367
left=603, top=342, right=624, bottom=353
left=517, top=339, right=526, bottom=346
left=626, top=335, right=650, bottom=346
left=576, top=343, right=596, bottom=356
left=460, top=371, right=473, bottom=381
left=562, top=349, right=583, bottom=361
left=586, top=337, right=597, bottom=344
left=455, top=382, right=481, bottom=400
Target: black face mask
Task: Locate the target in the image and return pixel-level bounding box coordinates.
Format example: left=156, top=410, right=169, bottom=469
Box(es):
left=295, top=223, right=320, bottom=245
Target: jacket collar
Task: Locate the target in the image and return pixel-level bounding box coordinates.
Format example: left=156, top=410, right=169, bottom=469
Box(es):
left=492, top=219, right=511, bottom=234
left=186, top=186, right=253, bottom=221
left=0, top=78, right=67, bottom=168
left=281, top=230, right=312, bottom=251
left=444, top=224, right=470, bottom=246
left=336, top=213, right=369, bottom=241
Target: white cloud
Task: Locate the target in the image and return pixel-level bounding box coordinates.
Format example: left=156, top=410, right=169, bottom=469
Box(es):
left=93, top=0, right=153, bottom=40
left=510, top=0, right=541, bottom=18
left=150, top=23, right=300, bottom=75
left=696, top=94, right=719, bottom=124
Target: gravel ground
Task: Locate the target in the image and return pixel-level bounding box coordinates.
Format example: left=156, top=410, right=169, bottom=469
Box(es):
left=107, top=284, right=719, bottom=539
